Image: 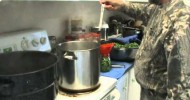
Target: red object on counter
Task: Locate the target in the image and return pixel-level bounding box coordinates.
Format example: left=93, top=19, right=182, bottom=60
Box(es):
left=100, top=43, right=115, bottom=57
left=65, top=35, right=74, bottom=41
left=65, top=32, right=100, bottom=42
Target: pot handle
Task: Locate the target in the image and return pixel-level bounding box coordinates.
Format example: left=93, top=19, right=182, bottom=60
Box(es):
left=63, top=52, right=77, bottom=60
left=0, top=78, right=14, bottom=96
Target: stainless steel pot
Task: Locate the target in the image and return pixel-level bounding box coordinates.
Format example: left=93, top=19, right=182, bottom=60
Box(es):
left=57, top=41, right=100, bottom=92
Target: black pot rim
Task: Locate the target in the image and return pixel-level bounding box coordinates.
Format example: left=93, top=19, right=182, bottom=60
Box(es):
left=0, top=51, right=58, bottom=76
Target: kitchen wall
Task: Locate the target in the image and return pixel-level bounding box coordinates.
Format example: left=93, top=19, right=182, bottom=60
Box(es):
left=0, top=1, right=113, bottom=41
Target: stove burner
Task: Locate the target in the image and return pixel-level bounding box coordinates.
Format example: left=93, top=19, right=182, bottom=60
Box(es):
left=58, top=83, right=101, bottom=97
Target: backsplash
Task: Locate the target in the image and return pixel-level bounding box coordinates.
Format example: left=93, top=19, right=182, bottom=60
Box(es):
left=0, top=1, right=111, bottom=41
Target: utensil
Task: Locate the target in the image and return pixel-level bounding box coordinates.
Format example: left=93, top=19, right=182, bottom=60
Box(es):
left=111, top=64, right=125, bottom=68
left=98, top=4, right=105, bottom=31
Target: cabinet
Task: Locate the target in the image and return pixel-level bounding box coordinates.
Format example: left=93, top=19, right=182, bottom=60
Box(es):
left=116, top=68, right=141, bottom=100
left=116, top=70, right=129, bottom=100
left=127, top=68, right=141, bottom=100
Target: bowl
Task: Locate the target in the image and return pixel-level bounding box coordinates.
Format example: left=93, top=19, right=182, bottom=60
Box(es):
left=110, top=47, right=138, bottom=62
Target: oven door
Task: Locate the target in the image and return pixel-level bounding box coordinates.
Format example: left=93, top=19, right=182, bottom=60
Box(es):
left=101, top=88, right=120, bottom=100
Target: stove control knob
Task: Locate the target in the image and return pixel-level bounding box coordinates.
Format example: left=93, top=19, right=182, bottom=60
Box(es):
left=21, top=37, right=29, bottom=50
left=31, top=39, right=39, bottom=47
left=40, top=37, right=46, bottom=45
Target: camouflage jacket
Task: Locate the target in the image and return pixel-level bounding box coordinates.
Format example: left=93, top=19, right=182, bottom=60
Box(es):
left=121, top=0, right=190, bottom=99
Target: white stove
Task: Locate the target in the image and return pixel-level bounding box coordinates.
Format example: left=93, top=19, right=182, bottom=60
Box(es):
left=0, top=29, right=120, bottom=100
left=0, top=29, right=51, bottom=53
left=56, top=76, right=120, bottom=100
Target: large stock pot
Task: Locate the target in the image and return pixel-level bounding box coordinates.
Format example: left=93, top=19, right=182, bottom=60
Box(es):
left=0, top=51, right=58, bottom=100
left=57, top=41, right=100, bottom=92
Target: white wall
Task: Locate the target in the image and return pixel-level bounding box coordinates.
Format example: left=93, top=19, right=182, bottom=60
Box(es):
left=0, top=1, right=111, bottom=41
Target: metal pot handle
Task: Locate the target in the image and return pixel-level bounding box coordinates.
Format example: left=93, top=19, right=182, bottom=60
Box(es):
left=63, top=52, right=77, bottom=60
left=0, top=78, right=14, bottom=96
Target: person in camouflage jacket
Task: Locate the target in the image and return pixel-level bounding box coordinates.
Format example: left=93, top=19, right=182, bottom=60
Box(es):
left=100, top=0, right=190, bottom=100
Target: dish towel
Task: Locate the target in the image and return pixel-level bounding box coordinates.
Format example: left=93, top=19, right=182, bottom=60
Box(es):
left=100, top=61, right=133, bottom=79
left=109, top=34, right=139, bottom=44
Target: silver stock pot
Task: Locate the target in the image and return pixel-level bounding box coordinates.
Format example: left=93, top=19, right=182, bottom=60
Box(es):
left=57, top=41, right=100, bottom=93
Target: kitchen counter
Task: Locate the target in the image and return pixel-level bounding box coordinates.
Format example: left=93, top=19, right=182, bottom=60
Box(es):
left=100, top=61, right=133, bottom=79
left=100, top=61, right=141, bottom=100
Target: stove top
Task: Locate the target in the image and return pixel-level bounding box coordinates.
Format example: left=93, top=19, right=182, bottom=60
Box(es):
left=55, top=76, right=117, bottom=100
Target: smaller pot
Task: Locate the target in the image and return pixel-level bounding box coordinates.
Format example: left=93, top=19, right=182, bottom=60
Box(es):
left=121, top=26, right=141, bottom=37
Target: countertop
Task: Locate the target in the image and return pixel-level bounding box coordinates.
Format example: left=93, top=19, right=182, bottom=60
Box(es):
left=100, top=61, right=133, bottom=79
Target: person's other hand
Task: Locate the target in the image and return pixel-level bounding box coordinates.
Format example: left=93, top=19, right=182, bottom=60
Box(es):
left=99, top=0, right=125, bottom=11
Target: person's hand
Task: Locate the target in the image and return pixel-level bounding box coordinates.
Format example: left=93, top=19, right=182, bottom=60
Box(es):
left=99, top=0, right=126, bottom=11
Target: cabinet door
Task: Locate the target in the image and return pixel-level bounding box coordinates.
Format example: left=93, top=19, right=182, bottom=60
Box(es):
left=116, top=72, right=129, bottom=100
left=127, top=68, right=141, bottom=100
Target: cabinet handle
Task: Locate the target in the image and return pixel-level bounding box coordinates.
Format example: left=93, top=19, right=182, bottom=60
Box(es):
left=131, top=79, right=135, bottom=82
left=123, top=87, right=128, bottom=90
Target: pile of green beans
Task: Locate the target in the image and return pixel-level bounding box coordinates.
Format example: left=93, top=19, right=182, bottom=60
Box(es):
left=114, top=42, right=139, bottom=49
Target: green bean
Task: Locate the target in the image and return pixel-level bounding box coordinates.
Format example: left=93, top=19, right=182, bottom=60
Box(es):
left=114, top=42, right=139, bottom=49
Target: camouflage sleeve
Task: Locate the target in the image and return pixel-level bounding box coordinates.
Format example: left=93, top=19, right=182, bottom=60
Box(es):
left=119, top=2, right=156, bottom=26
left=164, top=5, right=190, bottom=100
